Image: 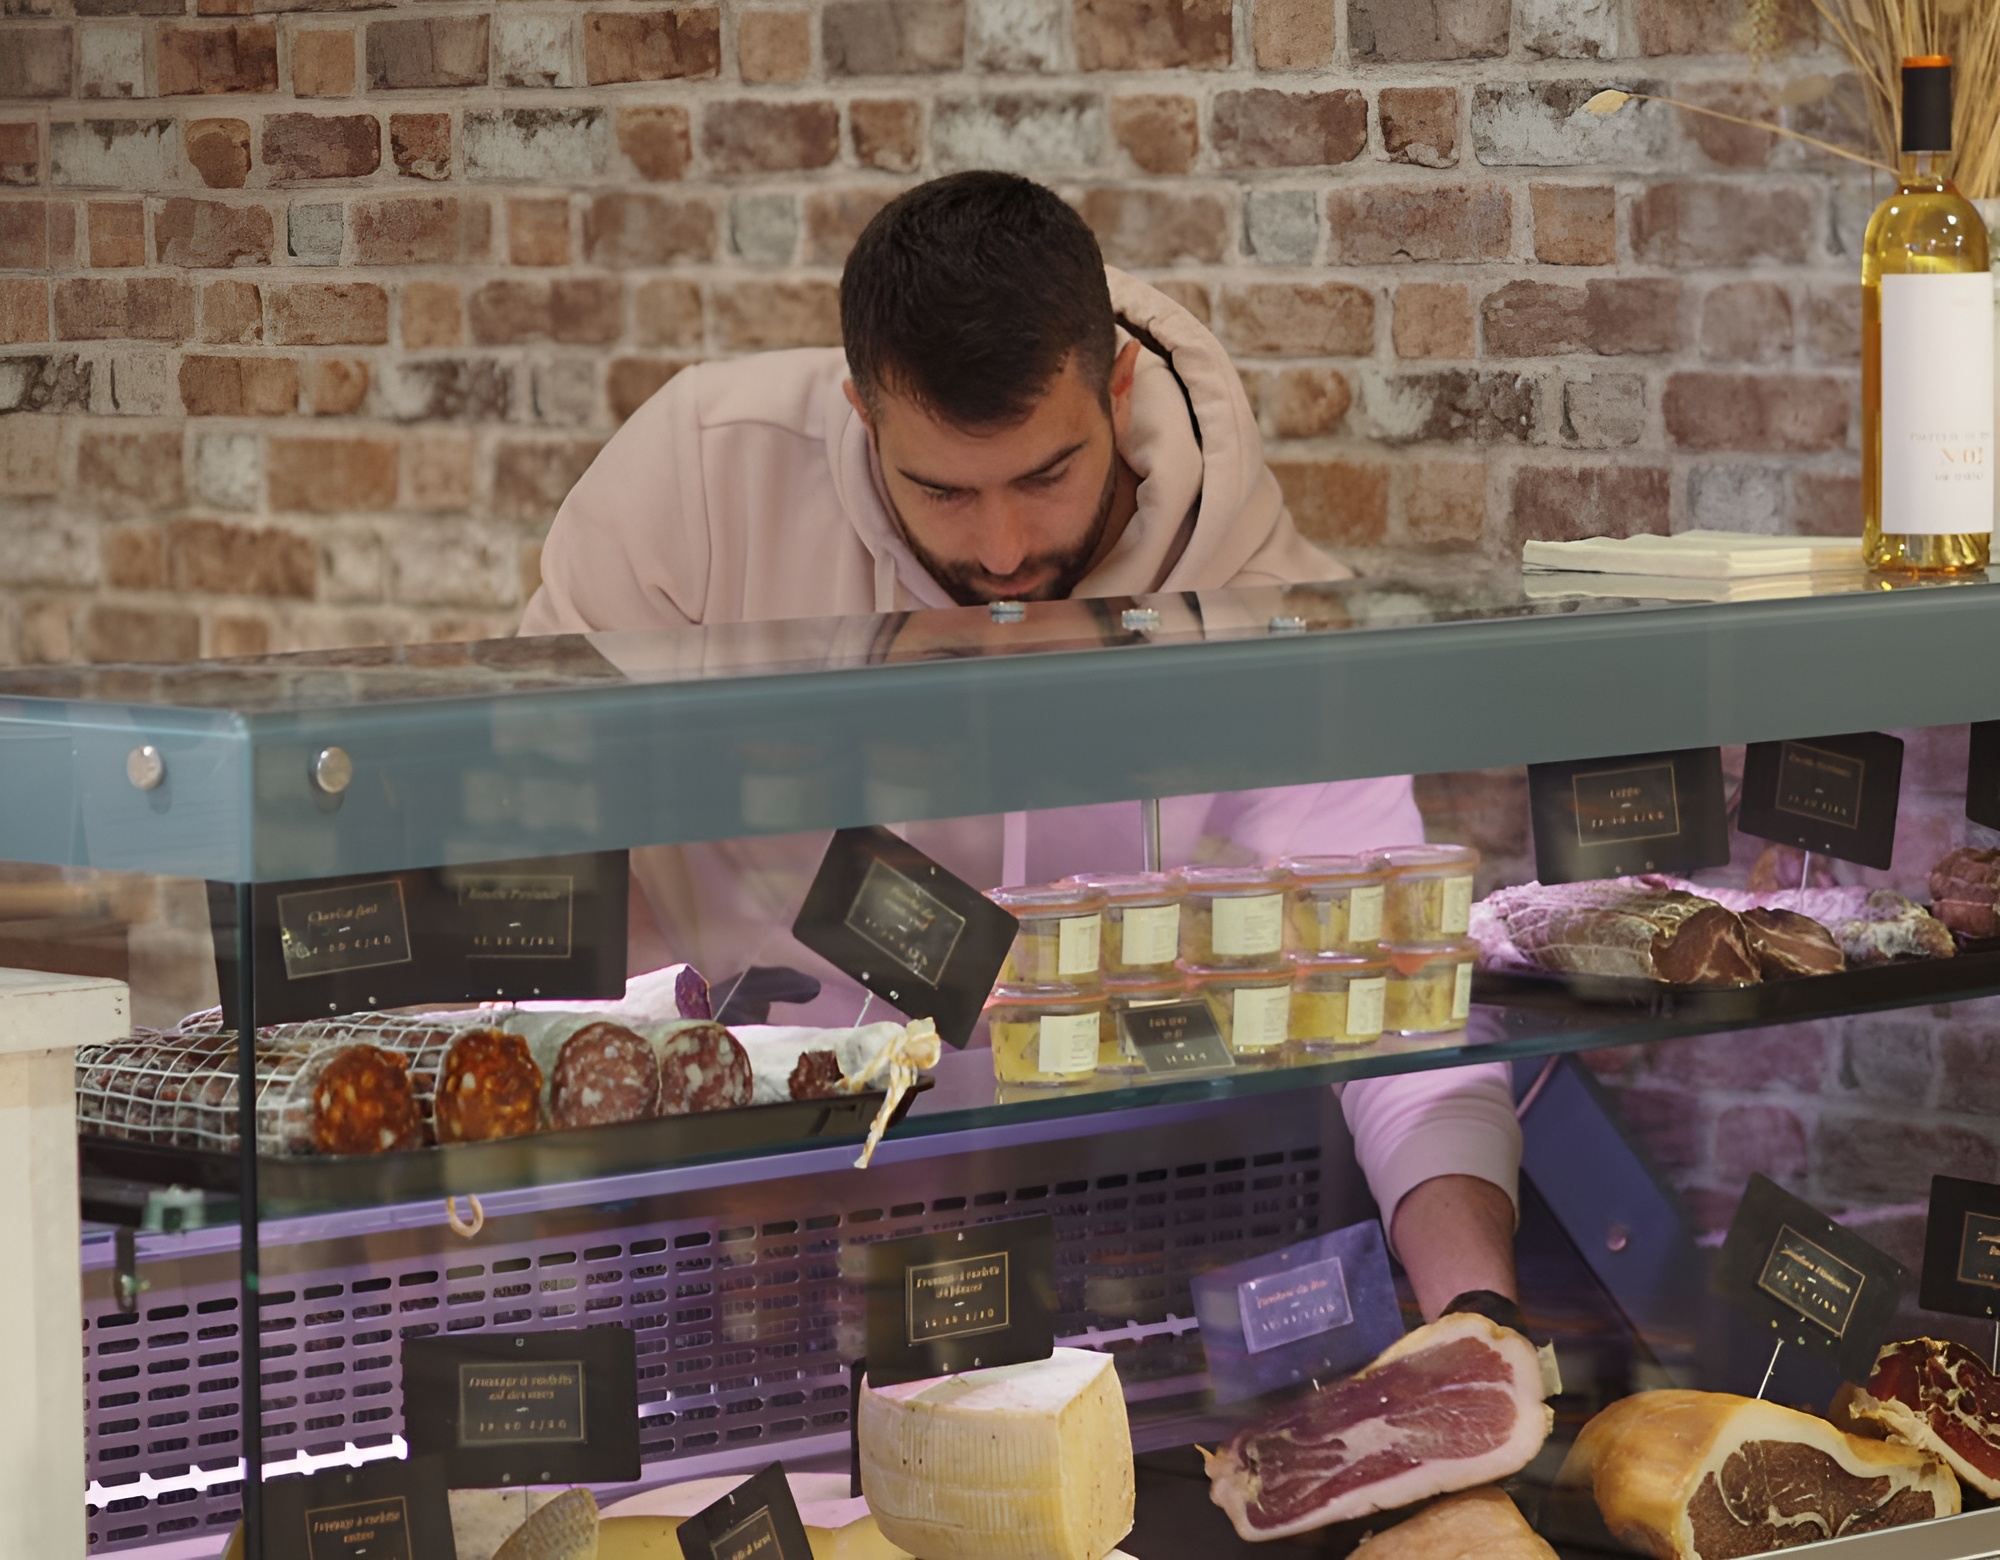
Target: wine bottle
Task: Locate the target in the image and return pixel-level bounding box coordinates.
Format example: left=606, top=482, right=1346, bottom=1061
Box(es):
left=1863, top=55, right=1994, bottom=574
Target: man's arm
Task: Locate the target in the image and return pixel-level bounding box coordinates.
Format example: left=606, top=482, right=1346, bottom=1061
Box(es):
left=1391, top=1173, right=1519, bottom=1321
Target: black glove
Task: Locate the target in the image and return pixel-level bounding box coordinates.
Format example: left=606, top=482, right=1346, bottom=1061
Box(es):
left=1441, top=1288, right=1528, bottom=1337
left=712, top=966, right=823, bottom=1026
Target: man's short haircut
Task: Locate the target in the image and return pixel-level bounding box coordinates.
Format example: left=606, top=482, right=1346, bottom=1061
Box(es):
left=841, top=171, right=1118, bottom=428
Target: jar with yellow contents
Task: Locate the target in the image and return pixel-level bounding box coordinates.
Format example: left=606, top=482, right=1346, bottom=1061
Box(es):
left=1289, top=951, right=1390, bottom=1050
left=1176, top=865, right=1289, bottom=968
left=1187, top=964, right=1292, bottom=1062
left=1382, top=941, right=1478, bottom=1036
left=1070, top=871, right=1183, bottom=979
left=1373, top=844, right=1479, bottom=944
left=1101, top=975, right=1187, bottom=1073
left=986, top=986, right=1109, bottom=1086
left=989, top=883, right=1106, bottom=989
left=1281, top=854, right=1388, bottom=954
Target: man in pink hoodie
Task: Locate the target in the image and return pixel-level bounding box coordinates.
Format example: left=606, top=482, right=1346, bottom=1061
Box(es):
left=522, top=172, right=1520, bottom=1322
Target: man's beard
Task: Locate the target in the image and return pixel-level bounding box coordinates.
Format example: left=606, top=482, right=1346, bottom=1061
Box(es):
left=888, top=458, right=1121, bottom=607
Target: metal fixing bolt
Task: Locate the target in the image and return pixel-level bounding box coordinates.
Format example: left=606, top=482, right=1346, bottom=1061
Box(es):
left=1269, top=615, right=1307, bottom=635
left=312, top=746, right=354, bottom=795
left=1120, top=606, right=1162, bottom=631
left=126, top=744, right=166, bottom=791
left=1605, top=1224, right=1631, bottom=1254
left=989, top=600, right=1027, bottom=623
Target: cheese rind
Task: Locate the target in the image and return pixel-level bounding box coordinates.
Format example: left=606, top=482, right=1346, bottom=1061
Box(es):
left=599, top=1472, right=911, bottom=1560
left=859, top=1347, right=1134, bottom=1560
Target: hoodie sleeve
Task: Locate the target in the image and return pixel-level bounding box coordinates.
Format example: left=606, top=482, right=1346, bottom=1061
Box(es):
left=1342, top=1065, right=1523, bottom=1253
left=520, top=366, right=715, bottom=636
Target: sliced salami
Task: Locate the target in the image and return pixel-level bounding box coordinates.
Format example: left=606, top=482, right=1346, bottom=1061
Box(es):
left=654, top=1021, right=753, bottom=1115
left=434, top=1029, right=544, bottom=1143
left=788, top=1050, right=844, bottom=1101
left=550, top=1021, right=661, bottom=1129
left=310, top=1044, right=427, bottom=1155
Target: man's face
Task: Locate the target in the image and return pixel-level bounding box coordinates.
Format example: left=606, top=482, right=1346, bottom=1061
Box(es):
left=846, top=345, right=1139, bottom=606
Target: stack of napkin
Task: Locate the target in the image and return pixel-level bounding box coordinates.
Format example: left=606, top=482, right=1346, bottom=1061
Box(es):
left=1521, top=531, right=1866, bottom=601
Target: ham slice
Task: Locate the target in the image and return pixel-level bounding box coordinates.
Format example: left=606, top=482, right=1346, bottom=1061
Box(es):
left=1930, top=848, right=2000, bottom=940
left=1205, top=1314, right=1552, bottom=1541
left=1558, top=1391, right=1958, bottom=1560
left=1351, top=1487, right=1556, bottom=1559
left=1740, top=908, right=1845, bottom=978
left=1850, top=1337, right=2000, bottom=1498
left=1478, top=882, right=1758, bottom=986
left=1644, top=879, right=1954, bottom=967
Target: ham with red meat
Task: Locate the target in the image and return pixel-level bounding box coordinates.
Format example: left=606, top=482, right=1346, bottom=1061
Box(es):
left=1851, top=1337, right=2000, bottom=1497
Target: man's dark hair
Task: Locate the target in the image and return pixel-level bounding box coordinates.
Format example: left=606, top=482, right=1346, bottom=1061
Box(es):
left=841, top=171, right=1117, bottom=428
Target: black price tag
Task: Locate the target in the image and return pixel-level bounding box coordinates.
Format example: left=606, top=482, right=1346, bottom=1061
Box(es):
left=402, top=1329, right=639, bottom=1487
left=262, top=1456, right=455, bottom=1560
left=209, top=850, right=628, bottom=1028
left=1120, top=1000, right=1235, bottom=1075
left=675, top=1464, right=815, bottom=1560
left=1968, top=722, right=2000, bottom=832
left=792, top=826, right=1019, bottom=1047
left=865, top=1214, right=1055, bottom=1387
left=1715, top=1174, right=1906, bottom=1381
left=1528, top=748, right=1729, bottom=884
left=1739, top=732, right=1904, bottom=869
left=1921, top=1174, right=2000, bottom=1318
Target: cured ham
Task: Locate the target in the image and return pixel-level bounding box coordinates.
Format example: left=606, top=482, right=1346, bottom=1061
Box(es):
left=1558, top=1391, right=1958, bottom=1560
left=1930, top=848, right=2000, bottom=940
left=1350, top=1487, right=1557, bottom=1559
left=1205, top=1314, right=1552, bottom=1541
left=1651, top=880, right=1954, bottom=966
left=1740, top=908, right=1845, bottom=978
left=1849, top=1337, right=2000, bottom=1497
left=1476, top=883, right=1758, bottom=985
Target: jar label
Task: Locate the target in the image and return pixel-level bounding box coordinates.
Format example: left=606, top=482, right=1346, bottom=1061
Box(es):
left=1119, top=903, right=1180, bottom=967
left=1214, top=893, right=1284, bottom=956
left=1346, top=976, right=1386, bottom=1039
left=1441, top=876, right=1474, bottom=936
left=1348, top=885, right=1384, bottom=945
left=1881, top=271, right=1995, bottom=536
left=1452, top=961, right=1473, bottom=1021
left=1038, top=1011, right=1099, bottom=1074
left=1057, top=914, right=1101, bottom=978
left=1233, top=985, right=1291, bottom=1051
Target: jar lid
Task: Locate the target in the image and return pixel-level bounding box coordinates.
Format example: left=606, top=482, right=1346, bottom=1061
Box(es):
left=1175, top=865, right=1289, bottom=893
left=1383, top=939, right=1479, bottom=975
left=1290, top=951, right=1391, bottom=975
left=1371, top=844, right=1480, bottom=873
left=1279, top=854, right=1379, bottom=883
left=986, top=983, right=1109, bottom=1008
left=988, top=883, right=1107, bottom=915
left=1068, top=871, right=1180, bottom=902
left=1106, top=975, right=1187, bottom=1000
left=1181, top=961, right=1293, bottom=982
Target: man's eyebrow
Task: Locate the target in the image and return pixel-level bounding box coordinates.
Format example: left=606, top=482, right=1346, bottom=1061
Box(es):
left=897, top=441, right=1087, bottom=492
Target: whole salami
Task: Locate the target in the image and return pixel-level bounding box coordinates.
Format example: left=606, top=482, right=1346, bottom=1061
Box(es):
left=434, top=1029, right=543, bottom=1143
left=311, top=1045, right=427, bottom=1155
left=550, top=1021, right=661, bottom=1129
left=655, top=1022, right=753, bottom=1115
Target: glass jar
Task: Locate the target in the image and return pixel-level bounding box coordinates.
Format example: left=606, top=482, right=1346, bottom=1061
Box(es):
left=1071, top=871, right=1183, bottom=979
left=1282, top=855, right=1389, bottom=954
left=1176, top=866, right=1289, bottom=968
left=1290, top=952, right=1390, bottom=1049
left=1382, top=941, right=1478, bottom=1036
left=1374, top=845, right=1479, bottom=944
left=1189, top=964, right=1292, bottom=1061
left=987, top=987, right=1108, bottom=1086
left=989, top=883, right=1106, bottom=989
left=1101, top=976, right=1187, bottom=1073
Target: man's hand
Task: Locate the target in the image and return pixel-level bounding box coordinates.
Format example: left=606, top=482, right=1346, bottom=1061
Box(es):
left=1390, top=1173, right=1519, bottom=1323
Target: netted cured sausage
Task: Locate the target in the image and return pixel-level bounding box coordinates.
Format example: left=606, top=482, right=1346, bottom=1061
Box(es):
left=310, top=1044, right=426, bottom=1155
left=434, top=1029, right=543, bottom=1143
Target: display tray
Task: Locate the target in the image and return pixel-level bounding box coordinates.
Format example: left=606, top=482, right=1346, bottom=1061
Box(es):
left=76, top=1080, right=932, bottom=1219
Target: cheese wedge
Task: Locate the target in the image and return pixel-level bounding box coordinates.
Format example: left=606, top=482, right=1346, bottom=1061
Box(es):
left=859, top=1347, right=1134, bottom=1560
left=599, top=1471, right=910, bottom=1560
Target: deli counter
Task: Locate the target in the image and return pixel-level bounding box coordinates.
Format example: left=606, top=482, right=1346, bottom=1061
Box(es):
left=8, top=570, right=2000, bottom=1559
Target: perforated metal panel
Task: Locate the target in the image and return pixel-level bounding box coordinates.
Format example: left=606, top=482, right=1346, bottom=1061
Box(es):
left=83, top=1092, right=1344, bottom=1553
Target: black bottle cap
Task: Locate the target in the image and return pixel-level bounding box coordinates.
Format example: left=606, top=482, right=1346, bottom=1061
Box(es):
left=1902, top=56, right=1954, bottom=152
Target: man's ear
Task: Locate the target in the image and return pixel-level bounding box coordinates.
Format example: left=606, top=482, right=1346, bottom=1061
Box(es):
left=1108, top=339, right=1142, bottom=442
left=842, top=378, right=874, bottom=433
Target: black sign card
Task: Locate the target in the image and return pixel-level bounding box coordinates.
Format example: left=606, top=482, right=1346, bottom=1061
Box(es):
left=1120, top=1000, right=1236, bottom=1076
left=1528, top=748, right=1729, bottom=884
left=675, top=1463, right=814, bottom=1560
left=262, top=1456, right=456, bottom=1560
left=402, top=1328, right=639, bottom=1487
left=1920, top=1174, right=2000, bottom=1318
left=792, top=826, right=1019, bottom=1047
left=1968, top=722, right=2000, bottom=832
left=209, top=851, right=627, bottom=1028
left=1739, top=732, right=1904, bottom=870
left=865, top=1214, right=1056, bottom=1387
left=1715, top=1174, right=1907, bottom=1380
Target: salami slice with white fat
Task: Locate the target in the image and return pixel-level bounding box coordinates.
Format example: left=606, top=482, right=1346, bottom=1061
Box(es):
left=550, top=1021, right=660, bottom=1129
left=651, top=1021, right=753, bottom=1115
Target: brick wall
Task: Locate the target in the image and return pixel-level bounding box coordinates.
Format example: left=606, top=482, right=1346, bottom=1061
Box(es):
left=0, top=0, right=1869, bottom=658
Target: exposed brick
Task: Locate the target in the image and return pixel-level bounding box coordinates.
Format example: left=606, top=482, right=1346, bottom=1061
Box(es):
left=1664, top=372, right=1848, bottom=452
left=210, top=615, right=270, bottom=657
left=294, top=28, right=356, bottom=97
left=0, top=124, right=38, bottom=186
left=0, top=354, right=93, bottom=415
left=186, top=118, right=251, bottom=189
left=1, top=28, right=73, bottom=99
left=1076, top=187, right=1228, bottom=267
left=0, top=419, right=59, bottom=494
left=79, top=429, right=184, bottom=516
left=50, top=118, right=176, bottom=189
left=55, top=276, right=193, bottom=339
left=1804, top=284, right=1860, bottom=363
left=740, top=9, right=812, bottom=82
left=1212, top=89, right=1364, bottom=169
left=1631, top=181, right=1812, bottom=266
left=824, top=0, right=965, bottom=74
left=634, top=276, right=702, bottom=346
left=0, top=201, right=49, bottom=269
left=1401, top=458, right=1485, bottom=545
left=87, top=200, right=144, bottom=267
left=1254, top=0, right=1334, bottom=69
left=1531, top=183, right=1614, bottom=265
left=1074, top=0, right=1228, bottom=70
left=103, top=526, right=164, bottom=590
left=616, top=106, right=690, bottom=181
left=262, top=113, right=380, bottom=181
left=1679, top=81, right=1776, bottom=168
left=713, top=279, right=838, bottom=350
left=84, top=605, right=201, bottom=664
left=1647, top=1024, right=1828, bottom=1093
left=1815, top=1115, right=1999, bottom=1204
left=1633, top=0, right=1758, bottom=55
left=1325, top=183, right=1509, bottom=264
left=1272, top=457, right=1388, bottom=546
left=1109, top=95, right=1196, bottom=176
left=154, top=196, right=272, bottom=267
left=467, top=277, right=620, bottom=346
left=850, top=99, right=920, bottom=170
left=801, top=187, right=895, bottom=266
left=1615, top=1088, right=1702, bottom=1170
left=352, top=195, right=486, bottom=265
left=0, top=278, right=47, bottom=344
left=402, top=428, right=475, bottom=511
left=1483, top=278, right=1679, bottom=357
left=462, top=108, right=606, bottom=183
left=1219, top=281, right=1374, bottom=356
left=1563, top=373, right=1644, bottom=447
left=157, top=23, right=278, bottom=95
left=199, top=280, right=260, bottom=343
left=1393, top=281, right=1472, bottom=359
left=1379, top=85, right=1457, bottom=168
left=583, top=192, right=716, bottom=266
left=1502, top=462, right=1669, bottom=547
left=389, top=113, right=450, bottom=181
left=1370, top=368, right=1533, bottom=443
left=307, top=357, right=368, bottom=415
left=401, top=280, right=461, bottom=347
left=703, top=99, right=840, bottom=174
left=733, top=192, right=799, bottom=264
left=507, top=196, right=570, bottom=268
left=1349, top=0, right=1506, bottom=60
left=584, top=9, right=722, bottom=85
left=1700, top=280, right=1793, bottom=365
left=492, top=436, right=602, bottom=523
left=268, top=434, right=398, bottom=513
left=933, top=93, right=1105, bottom=174
left=1251, top=365, right=1350, bottom=438
left=179, top=353, right=297, bottom=415
left=381, top=357, right=511, bottom=422
left=288, top=202, right=342, bottom=264
left=609, top=356, right=690, bottom=420
left=269, top=282, right=388, bottom=345
left=169, top=518, right=315, bottom=596
left=1789, top=470, right=1860, bottom=536
left=365, top=16, right=489, bottom=90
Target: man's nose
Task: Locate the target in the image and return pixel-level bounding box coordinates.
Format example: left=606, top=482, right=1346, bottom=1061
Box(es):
left=973, top=493, right=1032, bottom=576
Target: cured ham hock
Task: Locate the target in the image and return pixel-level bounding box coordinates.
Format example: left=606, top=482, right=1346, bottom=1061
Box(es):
left=1850, top=1337, right=2000, bottom=1498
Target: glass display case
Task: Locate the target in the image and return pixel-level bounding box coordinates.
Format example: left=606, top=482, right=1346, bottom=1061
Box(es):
left=12, top=568, right=2000, bottom=1558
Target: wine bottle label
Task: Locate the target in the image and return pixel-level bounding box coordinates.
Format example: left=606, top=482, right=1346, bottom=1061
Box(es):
left=1881, top=272, right=1995, bottom=536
